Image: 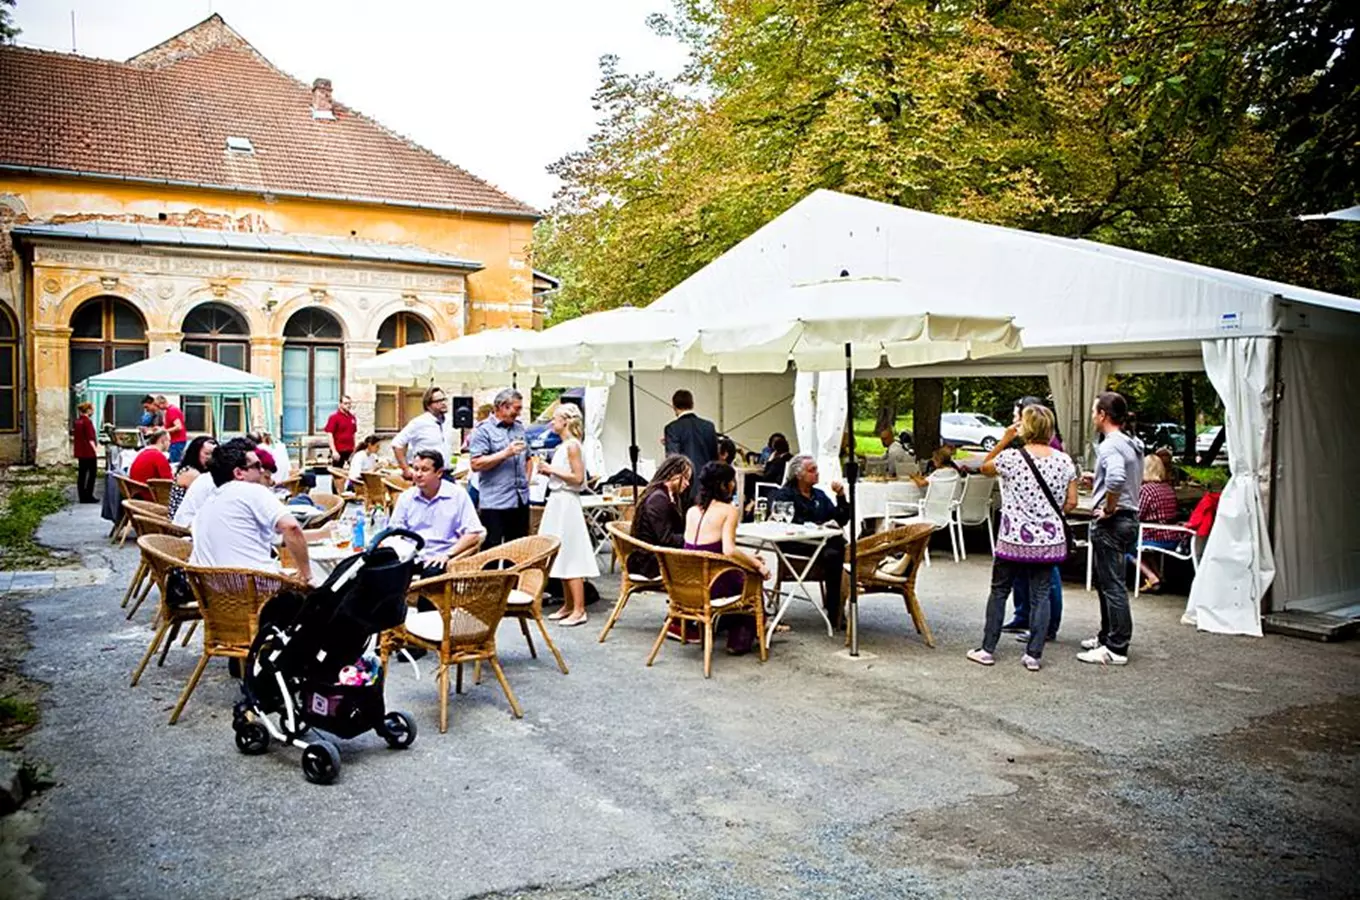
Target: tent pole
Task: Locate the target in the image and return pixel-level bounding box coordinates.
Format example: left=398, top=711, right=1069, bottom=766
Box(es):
left=845, top=342, right=859, bottom=657
left=628, top=361, right=639, bottom=505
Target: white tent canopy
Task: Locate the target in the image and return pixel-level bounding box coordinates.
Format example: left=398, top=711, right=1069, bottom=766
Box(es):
left=646, top=189, right=1360, bottom=633
left=76, top=349, right=276, bottom=433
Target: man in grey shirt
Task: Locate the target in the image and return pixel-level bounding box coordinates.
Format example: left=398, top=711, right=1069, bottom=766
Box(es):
left=1078, top=391, right=1143, bottom=666
left=468, top=388, right=531, bottom=547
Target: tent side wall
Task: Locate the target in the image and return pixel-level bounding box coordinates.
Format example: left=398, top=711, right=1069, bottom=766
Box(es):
left=1272, top=307, right=1360, bottom=615
left=600, top=371, right=796, bottom=477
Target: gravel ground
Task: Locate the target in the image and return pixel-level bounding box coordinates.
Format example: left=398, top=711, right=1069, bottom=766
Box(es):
left=18, top=501, right=1360, bottom=899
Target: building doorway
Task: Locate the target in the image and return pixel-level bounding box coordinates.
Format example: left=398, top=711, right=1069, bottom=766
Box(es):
left=282, top=307, right=344, bottom=439
left=68, top=296, right=148, bottom=426
left=374, top=311, right=432, bottom=432
left=180, top=302, right=250, bottom=434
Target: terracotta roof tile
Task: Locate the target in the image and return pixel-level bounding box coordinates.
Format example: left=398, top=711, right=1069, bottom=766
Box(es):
left=0, top=15, right=539, bottom=218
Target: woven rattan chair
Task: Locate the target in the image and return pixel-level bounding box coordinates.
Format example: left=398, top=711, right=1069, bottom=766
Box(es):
left=327, top=466, right=359, bottom=500
left=381, top=477, right=409, bottom=507
left=123, top=512, right=190, bottom=618
left=276, top=474, right=304, bottom=498
left=380, top=567, right=521, bottom=733
left=843, top=523, right=936, bottom=648
left=648, top=546, right=768, bottom=678
left=461, top=535, right=568, bottom=675
left=129, top=536, right=202, bottom=688
left=110, top=474, right=149, bottom=543
left=360, top=472, right=388, bottom=511
left=528, top=505, right=545, bottom=535
left=145, top=478, right=174, bottom=507
left=170, top=566, right=308, bottom=724
left=305, top=493, right=346, bottom=527
left=598, top=521, right=666, bottom=643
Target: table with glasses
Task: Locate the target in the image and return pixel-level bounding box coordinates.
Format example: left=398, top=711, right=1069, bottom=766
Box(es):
left=580, top=493, right=635, bottom=559
left=736, top=518, right=844, bottom=642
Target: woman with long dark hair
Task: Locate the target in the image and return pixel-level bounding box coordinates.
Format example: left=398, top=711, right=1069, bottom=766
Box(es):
left=628, top=454, right=693, bottom=579
left=683, top=461, right=770, bottom=654
left=168, top=435, right=216, bottom=520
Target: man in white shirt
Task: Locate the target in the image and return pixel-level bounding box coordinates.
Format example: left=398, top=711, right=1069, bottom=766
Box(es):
left=172, top=469, right=217, bottom=527
left=190, top=438, right=312, bottom=583
left=878, top=428, right=914, bottom=476
left=392, top=386, right=452, bottom=481
left=390, top=449, right=484, bottom=576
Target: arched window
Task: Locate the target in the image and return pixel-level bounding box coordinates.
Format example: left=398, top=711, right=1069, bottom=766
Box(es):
left=68, top=296, right=148, bottom=427
left=0, top=306, right=16, bottom=433
left=181, top=302, right=250, bottom=433
left=282, top=308, right=344, bottom=439
left=375, top=311, right=433, bottom=431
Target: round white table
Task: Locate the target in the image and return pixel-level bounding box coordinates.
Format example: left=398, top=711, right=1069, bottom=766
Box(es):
left=736, top=521, right=844, bottom=641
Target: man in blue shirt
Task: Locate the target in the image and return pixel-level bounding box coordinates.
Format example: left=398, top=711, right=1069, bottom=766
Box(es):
left=468, top=388, right=531, bottom=547
left=390, top=449, right=485, bottom=576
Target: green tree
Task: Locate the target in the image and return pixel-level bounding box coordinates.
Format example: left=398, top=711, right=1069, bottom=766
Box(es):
left=1, top=0, right=20, bottom=44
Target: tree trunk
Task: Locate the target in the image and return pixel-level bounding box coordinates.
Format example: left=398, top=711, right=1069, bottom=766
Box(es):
left=913, top=378, right=943, bottom=459
left=1180, top=374, right=1197, bottom=464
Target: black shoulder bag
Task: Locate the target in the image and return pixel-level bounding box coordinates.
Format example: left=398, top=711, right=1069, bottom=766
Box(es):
left=1017, top=448, right=1076, bottom=562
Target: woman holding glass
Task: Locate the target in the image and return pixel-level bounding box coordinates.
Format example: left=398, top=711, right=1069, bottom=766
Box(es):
left=536, top=404, right=599, bottom=626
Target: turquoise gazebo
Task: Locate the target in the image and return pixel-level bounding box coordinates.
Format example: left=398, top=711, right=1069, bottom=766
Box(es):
left=76, top=349, right=276, bottom=434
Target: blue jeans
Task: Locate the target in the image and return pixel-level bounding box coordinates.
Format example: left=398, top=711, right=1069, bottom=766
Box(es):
left=1127, top=537, right=1180, bottom=565
left=169, top=441, right=186, bottom=464
left=1009, top=565, right=1063, bottom=638
left=1093, top=512, right=1139, bottom=656
left=984, top=561, right=1054, bottom=659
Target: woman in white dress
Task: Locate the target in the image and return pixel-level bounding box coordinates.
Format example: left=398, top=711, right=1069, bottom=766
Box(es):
left=536, top=403, right=599, bottom=626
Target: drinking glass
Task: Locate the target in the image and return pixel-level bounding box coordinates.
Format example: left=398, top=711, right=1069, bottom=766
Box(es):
left=755, top=498, right=768, bottom=523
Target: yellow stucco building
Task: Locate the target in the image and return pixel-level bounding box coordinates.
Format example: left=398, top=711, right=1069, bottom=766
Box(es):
left=0, top=15, right=542, bottom=464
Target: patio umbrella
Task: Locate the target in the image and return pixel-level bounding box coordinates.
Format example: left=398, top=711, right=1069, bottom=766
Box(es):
left=514, top=307, right=698, bottom=500
left=350, top=341, right=435, bottom=386
left=692, top=277, right=1022, bottom=655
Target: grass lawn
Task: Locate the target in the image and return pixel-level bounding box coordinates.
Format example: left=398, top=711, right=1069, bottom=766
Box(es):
left=851, top=415, right=913, bottom=457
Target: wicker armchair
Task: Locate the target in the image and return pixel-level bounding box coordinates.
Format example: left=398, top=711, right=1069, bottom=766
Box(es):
left=327, top=466, right=358, bottom=499
left=648, top=546, right=768, bottom=678
left=598, top=522, right=666, bottom=644
left=145, top=478, right=175, bottom=507
left=129, top=536, right=201, bottom=688
left=460, top=535, right=567, bottom=674
left=360, top=472, right=388, bottom=511
left=305, top=493, right=347, bottom=527
left=528, top=505, right=545, bottom=535
left=170, top=566, right=308, bottom=724
left=123, top=512, right=191, bottom=619
left=843, top=523, right=936, bottom=648
left=381, top=477, right=409, bottom=507
left=380, top=567, right=521, bottom=733
left=110, top=474, right=150, bottom=543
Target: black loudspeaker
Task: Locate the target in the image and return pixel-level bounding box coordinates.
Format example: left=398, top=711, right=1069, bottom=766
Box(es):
left=451, top=396, right=475, bottom=429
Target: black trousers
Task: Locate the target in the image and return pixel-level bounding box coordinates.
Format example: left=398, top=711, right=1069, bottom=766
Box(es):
left=77, top=457, right=98, bottom=502
left=480, top=504, right=530, bottom=548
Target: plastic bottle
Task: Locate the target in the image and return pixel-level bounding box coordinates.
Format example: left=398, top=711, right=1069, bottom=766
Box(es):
left=372, top=506, right=389, bottom=545
left=352, top=511, right=366, bottom=553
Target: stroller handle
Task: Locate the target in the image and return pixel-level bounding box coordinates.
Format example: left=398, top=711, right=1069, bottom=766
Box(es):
left=366, top=528, right=425, bottom=556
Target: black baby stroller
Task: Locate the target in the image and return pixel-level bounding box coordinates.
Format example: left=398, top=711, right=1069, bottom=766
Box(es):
left=232, top=528, right=425, bottom=784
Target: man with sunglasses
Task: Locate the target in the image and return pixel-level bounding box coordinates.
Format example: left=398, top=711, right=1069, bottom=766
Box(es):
left=190, top=437, right=312, bottom=583
left=393, top=386, right=453, bottom=482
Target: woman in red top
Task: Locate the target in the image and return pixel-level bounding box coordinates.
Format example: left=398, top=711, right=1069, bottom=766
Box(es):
left=128, top=429, right=174, bottom=500
left=73, top=402, right=99, bottom=503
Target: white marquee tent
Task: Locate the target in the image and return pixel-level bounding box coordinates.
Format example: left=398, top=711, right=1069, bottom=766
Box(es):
left=624, top=189, right=1360, bottom=635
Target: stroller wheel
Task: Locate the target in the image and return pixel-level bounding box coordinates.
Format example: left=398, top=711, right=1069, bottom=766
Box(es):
left=301, top=740, right=341, bottom=785
left=233, top=720, right=270, bottom=756
left=379, top=711, right=418, bottom=749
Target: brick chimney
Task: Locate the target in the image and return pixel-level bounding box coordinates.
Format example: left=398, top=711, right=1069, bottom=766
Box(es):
left=311, top=78, right=334, bottom=119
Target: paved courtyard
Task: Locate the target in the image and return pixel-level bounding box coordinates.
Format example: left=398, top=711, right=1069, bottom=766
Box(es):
left=15, top=501, right=1360, bottom=899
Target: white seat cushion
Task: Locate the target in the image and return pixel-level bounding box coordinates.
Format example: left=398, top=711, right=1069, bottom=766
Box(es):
left=404, top=608, right=489, bottom=642
left=505, top=588, right=534, bottom=606
left=711, top=594, right=742, bottom=608
left=628, top=573, right=662, bottom=584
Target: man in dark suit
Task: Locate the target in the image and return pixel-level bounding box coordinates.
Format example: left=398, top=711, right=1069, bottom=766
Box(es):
left=663, top=389, right=717, bottom=502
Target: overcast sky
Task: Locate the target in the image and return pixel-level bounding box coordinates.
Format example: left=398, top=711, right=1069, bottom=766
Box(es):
left=11, top=0, right=689, bottom=211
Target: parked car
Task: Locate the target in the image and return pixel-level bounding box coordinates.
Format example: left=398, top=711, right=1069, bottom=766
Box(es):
left=525, top=388, right=586, bottom=453
left=1137, top=421, right=1187, bottom=454
left=939, top=412, right=1008, bottom=450
left=1196, top=426, right=1225, bottom=459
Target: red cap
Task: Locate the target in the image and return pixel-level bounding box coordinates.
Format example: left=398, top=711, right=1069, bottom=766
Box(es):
left=255, top=448, right=278, bottom=473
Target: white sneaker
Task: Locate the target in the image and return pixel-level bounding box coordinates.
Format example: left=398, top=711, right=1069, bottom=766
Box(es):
left=1077, top=645, right=1128, bottom=666
left=1080, top=637, right=1101, bottom=650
